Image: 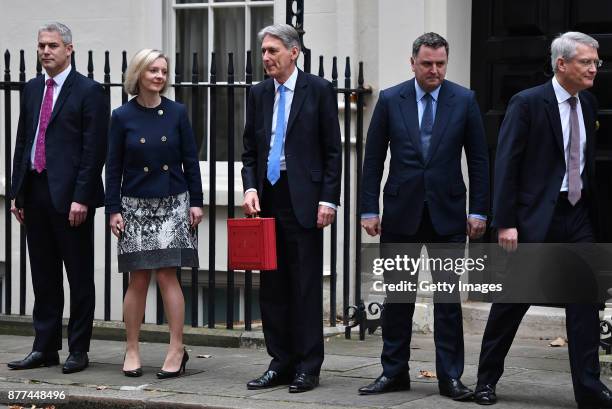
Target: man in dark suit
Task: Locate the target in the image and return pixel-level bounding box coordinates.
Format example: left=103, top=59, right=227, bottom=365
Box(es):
left=241, top=23, right=341, bottom=393
left=8, top=22, right=108, bottom=374
left=358, top=32, right=489, bottom=400
left=474, top=32, right=612, bottom=408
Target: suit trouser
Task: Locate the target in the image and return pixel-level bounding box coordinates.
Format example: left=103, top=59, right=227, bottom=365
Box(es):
left=380, top=205, right=466, bottom=381
left=477, top=196, right=604, bottom=403
left=260, top=172, right=324, bottom=376
left=23, top=171, right=96, bottom=353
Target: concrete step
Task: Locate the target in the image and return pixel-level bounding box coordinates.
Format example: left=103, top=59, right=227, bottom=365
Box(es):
left=0, top=314, right=344, bottom=349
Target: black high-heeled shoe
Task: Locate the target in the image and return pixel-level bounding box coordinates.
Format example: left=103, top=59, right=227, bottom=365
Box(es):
left=156, top=347, right=189, bottom=379
left=122, top=353, right=143, bottom=377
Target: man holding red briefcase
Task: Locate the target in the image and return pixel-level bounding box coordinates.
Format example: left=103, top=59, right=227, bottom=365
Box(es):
left=241, top=23, right=342, bottom=393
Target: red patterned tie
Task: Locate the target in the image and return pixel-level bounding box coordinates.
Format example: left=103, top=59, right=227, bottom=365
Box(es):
left=33, top=78, right=55, bottom=173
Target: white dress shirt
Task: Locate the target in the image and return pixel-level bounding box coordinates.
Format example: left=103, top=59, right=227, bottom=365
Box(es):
left=552, top=76, right=586, bottom=192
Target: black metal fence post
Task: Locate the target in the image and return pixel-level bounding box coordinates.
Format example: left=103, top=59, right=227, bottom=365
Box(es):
left=342, top=57, right=352, bottom=339
left=87, top=51, right=94, bottom=79
left=103, top=51, right=112, bottom=321
left=120, top=50, right=129, bottom=302
left=208, top=52, right=217, bottom=328
left=355, top=62, right=364, bottom=327
left=18, top=50, right=27, bottom=316
left=244, top=51, right=253, bottom=331
left=226, top=52, right=235, bottom=330
left=191, top=52, right=200, bottom=328
left=4, top=50, right=12, bottom=315
left=331, top=57, right=339, bottom=328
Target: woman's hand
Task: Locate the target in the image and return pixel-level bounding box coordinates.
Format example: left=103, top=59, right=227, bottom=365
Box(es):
left=190, top=207, right=204, bottom=228
left=109, top=213, right=124, bottom=238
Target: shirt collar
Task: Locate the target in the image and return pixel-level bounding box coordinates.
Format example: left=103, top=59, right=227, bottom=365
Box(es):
left=45, top=64, right=72, bottom=87
left=415, top=79, right=441, bottom=103
left=274, top=66, right=298, bottom=93
left=552, top=75, right=578, bottom=104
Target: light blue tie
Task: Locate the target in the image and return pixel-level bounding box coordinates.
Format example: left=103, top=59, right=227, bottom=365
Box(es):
left=267, top=84, right=286, bottom=185
left=420, top=93, right=433, bottom=160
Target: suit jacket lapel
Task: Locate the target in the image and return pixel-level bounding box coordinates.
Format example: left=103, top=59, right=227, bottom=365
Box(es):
left=31, top=76, right=45, bottom=133
left=263, top=78, right=275, bottom=148
left=399, top=79, right=424, bottom=163
left=579, top=92, right=596, bottom=170
left=285, top=69, right=308, bottom=138
left=48, top=69, right=76, bottom=125
left=543, top=81, right=564, bottom=157
left=425, top=81, right=453, bottom=165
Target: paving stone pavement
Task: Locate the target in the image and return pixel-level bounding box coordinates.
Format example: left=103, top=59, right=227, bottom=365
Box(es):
left=0, top=332, right=610, bottom=408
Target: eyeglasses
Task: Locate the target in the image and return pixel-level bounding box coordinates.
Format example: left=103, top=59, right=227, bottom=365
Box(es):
left=574, top=58, right=603, bottom=68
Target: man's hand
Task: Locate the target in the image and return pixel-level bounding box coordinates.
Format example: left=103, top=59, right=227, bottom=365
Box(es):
left=361, top=216, right=381, bottom=237
left=10, top=199, right=25, bottom=225
left=498, top=227, right=518, bottom=252
left=243, top=191, right=261, bottom=216
left=109, top=213, right=124, bottom=238
left=190, top=207, right=204, bottom=228
left=467, top=216, right=486, bottom=240
left=68, top=202, right=88, bottom=227
left=317, top=205, right=336, bottom=228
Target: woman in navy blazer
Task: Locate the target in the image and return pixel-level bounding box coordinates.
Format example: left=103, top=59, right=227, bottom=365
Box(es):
left=105, top=49, right=203, bottom=379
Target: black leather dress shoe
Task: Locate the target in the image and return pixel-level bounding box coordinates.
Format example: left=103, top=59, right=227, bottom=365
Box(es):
left=62, top=352, right=89, bottom=374
left=474, top=384, right=497, bottom=405
left=247, top=370, right=292, bottom=390
left=289, top=372, right=319, bottom=393
left=578, top=387, right=612, bottom=409
left=358, top=373, right=411, bottom=395
left=7, top=351, right=59, bottom=370
left=439, top=378, right=474, bottom=401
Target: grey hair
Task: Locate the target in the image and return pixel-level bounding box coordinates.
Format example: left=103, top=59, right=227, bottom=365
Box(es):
left=258, top=24, right=301, bottom=52
left=551, top=31, right=599, bottom=73
left=38, top=22, right=72, bottom=44
left=412, top=32, right=449, bottom=58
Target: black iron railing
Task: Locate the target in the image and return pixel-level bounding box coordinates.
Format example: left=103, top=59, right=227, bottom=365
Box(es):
left=0, top=47, right=372, bottom=333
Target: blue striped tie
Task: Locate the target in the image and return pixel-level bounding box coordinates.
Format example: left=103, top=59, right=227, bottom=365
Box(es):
left=267, top=84, right=286, bottom=185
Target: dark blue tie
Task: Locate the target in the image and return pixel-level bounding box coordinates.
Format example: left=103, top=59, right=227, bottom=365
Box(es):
left=420, top=93, right=434, bottom=160
left=267, top=84, right=286, bottom=185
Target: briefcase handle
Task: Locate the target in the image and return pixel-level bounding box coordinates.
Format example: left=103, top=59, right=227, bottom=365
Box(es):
left=246, top=213, right=260, bottom=219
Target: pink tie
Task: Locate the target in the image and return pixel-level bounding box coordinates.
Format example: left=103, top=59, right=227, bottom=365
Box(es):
left=33, top=78, right=55, bottom=173
left=567, top=96, right=581, bottom=206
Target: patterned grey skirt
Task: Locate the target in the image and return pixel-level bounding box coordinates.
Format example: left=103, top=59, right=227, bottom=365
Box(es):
left=117, top=191, right=199, bottom=273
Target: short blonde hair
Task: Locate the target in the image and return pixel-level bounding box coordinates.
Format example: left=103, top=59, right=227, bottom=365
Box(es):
left=124, top=49, right=170, bottom=95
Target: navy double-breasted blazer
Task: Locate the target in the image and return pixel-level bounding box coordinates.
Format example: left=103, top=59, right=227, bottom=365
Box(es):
left=360, top=78, right=490, bottom=236
left=105, top=97, right=203, bottom=214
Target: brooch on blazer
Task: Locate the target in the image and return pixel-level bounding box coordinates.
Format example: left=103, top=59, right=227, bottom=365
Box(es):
left=596, top=120, right=600, bottom=131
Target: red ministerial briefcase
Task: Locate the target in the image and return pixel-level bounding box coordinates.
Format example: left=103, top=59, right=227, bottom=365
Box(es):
left=227, top=217, right=277, bottom=271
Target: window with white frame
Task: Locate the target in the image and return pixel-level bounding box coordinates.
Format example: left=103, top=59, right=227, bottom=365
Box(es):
left=171, top=0, right=274, bottom=161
